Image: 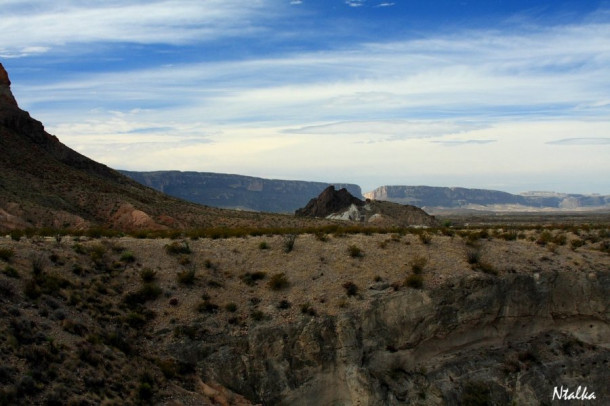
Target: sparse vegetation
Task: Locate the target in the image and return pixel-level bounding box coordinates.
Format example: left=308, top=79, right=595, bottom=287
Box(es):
left=241, top=271, right=267, bottom=286
left=342, top=281, right=359, bottom=296
left=0, top=247, right=14, bottom=262
left=165, top=241, right=191, bottom=255
left=348, top=244, right=363, bottom=258
left=405, top=274, right=424, bottom=289
left=0, top=219, right=607, bottom=405
left=283, top=234, right=296, bottom=253
left=177, top=269, right=196, bottom=285
left=268, top=273, right=290, bottom=290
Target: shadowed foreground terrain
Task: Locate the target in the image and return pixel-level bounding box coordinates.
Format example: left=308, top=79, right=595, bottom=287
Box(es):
left=0, top=225, right=608, bottom=405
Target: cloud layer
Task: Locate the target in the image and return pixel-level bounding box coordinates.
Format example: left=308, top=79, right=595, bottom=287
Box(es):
left=2, top=1, right=609, bottom=193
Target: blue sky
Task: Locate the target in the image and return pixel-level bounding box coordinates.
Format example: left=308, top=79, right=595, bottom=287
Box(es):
left=1, top=0, right=609, bottom=194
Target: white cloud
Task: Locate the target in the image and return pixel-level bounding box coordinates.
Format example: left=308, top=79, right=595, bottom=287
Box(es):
left=8, top=12, right=610, bottom=193
left=0, top=0, right=270, bottom=54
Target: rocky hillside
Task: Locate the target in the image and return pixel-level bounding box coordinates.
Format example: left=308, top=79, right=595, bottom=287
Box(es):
left=120, top=170, right=362, bottom=213
left=0, top=226, right=608, bottom=404
left=297, top=186, right=438, bottom=227
left=0, top=63, right=330, bottom=233
left=365, top=185, right=610, bottom=212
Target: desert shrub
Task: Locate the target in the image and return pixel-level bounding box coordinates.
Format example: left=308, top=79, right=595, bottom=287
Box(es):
left=277, top=300, right=291, bottom=310
left=204, top=259, right=218, bottom=271
left=251, top=310, right=266, bottom=321
left=124, top=283, right=162, bottom=306
left=418, top=232, right=432, bottom=245
left=197, top=300, right=219, bottom=314
left=178, top=255, right=191, bottom=265
left=536, top=230, right=553, bottom=246
left=0, top=279, right=15, bottom=297
left=120, top=251, right=136, bottom=263
left=140, top=268, right=157, bottom=282
left=165, top=241, right=191, bottom=255
left=300, top=303, right=317, bottom=316
left=268, top=273, right=290, bottom=290
left=3, top=265, right=19, bottom=278
left=466, top=248, right=481, bottom=265
left=258, top=241, right=269, bottom=250
left=405, top=274, right=424, bottom=289
left=0, top=248, right=14, bottom=262
left=283, top=234, right=296, bottom=253
left=411, top=256, right=428, bottom=274
left=342, top=281, right=358, bottom=297
left=31, top=254, right=47, bottom=275
left=476, top=261, right=498, bottom=276
left=570, top=238, right=585, bottom=250
left=314, top=232, right=329, bottom=242
left=240, top=271, right=267, bottom=286
left=348, top=245, right=363, bottom=258
left=177, top=269, right=196, bottom=285
left=207, top=279, right=224, bottom=288
left=225, top=302, right=238, bottom=312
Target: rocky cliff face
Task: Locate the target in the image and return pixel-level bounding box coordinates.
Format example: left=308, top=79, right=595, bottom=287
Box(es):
left=170, top=270, right=609, bottom=405
left=296, top=186, right=438, bottom=227
left=120, top=170, right=363, bottom=214
left=366, top=185, right=610, bottom=212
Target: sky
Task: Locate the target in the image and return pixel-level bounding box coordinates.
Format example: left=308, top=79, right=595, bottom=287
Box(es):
left=1, top=0, right=609, bottom=194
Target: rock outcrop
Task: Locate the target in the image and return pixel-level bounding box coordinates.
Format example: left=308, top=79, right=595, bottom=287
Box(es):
left=170, top=270, right=609, bottom=405
left=296, top=186, right=438, bottom=227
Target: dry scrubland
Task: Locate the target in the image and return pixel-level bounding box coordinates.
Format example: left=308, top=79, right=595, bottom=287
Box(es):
left=0, top=224, right=609, bottom=404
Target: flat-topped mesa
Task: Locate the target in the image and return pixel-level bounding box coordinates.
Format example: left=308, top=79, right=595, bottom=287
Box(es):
left=0, top=63, right=19, bottom=108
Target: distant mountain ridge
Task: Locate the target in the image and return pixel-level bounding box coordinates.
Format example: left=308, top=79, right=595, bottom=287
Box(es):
left=364, top=186, right=610, bottom=212
left=120, top=170, right=362, bottom=214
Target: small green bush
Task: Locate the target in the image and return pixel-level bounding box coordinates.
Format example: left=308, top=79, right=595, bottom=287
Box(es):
left=0, top=248, right=14, bottom=262
left=411, top=256, right=427, bottom=274
left=342, top=281, right=358, bottom=297
left=225, top=302, right=238, bottom=312
left=197, top=300, right=219, bottom=314
left=140, top=268, right=157, bottom=282
left=258, top=241, right=269, bottom=250
left=283, top=234, right=296, bottom=253
left=2, top=266, right=19, bottom=278
left=177, top=269, right=196, bottom=285
left=120, top=251, right=136, bottom=263
left=419, top=232, right=432, bottom=245
left=405, top=274, right=424, bottom=289
left=277, top=300, right=291, bottom=310
left=165, top=241, right=191, bottom=255
left=466, top=248, right=481, bottom=265
left=268, top=273, right=290, bottom=290
left=348, top=245, right=363, bottom=258
left=251, top=310, right=266, bottom=321
left=300, top=303, right=317, bottom=316
left=240, top=271, right=267, bottom=286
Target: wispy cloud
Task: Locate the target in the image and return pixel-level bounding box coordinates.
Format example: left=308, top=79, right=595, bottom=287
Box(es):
left=547, top=138, right=610, bottom=145
left=0, top=0, right=271, bottom=56
left=4, top=3, right=610, bottom=193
